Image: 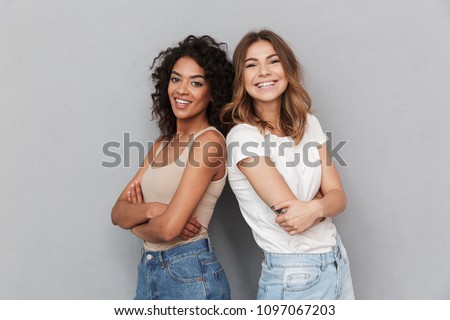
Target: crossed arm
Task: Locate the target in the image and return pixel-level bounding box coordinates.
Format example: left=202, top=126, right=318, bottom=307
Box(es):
left=111, top=138, right=205, bottom=241
left=238, top=142, right=346, bottom=235
left=112, top=131, right=226, bottom=243
left=112, top=180, right=201, bottom=239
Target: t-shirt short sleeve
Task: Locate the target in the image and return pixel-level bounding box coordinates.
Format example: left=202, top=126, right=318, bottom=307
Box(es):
left=307, top=114, right=327, bottom=145
left=226, top=124, right=268, bottom=168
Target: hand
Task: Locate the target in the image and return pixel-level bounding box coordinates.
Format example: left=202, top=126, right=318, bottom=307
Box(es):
left=273, top=199, right=324, bottom=235
left=127, top=181, right=144, bottom=204
left=180, top=216, right=203, bottom=240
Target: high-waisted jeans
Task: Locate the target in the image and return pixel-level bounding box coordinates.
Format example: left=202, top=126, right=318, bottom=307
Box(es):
left=257, top=234, right=355, bottom=300
left=134, top=238, right=230, bottom=300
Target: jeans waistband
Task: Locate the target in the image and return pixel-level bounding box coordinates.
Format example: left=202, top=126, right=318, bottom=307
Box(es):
left=263, top=234, right=345, bottom=269
left=142, top=238, right=212, bottom=264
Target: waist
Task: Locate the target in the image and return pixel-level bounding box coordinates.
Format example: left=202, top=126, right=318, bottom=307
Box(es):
left=262, top=234, right=346, bottom=268
left=253, top=218, right=337, bottom=254
left=143, top=229, right=208, bottom=251
left=141, top=238, right=212, bottom=264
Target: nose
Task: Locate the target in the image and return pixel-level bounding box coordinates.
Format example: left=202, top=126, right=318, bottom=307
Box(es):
left=175, top=80, right=189, bottom=95
left=258, top=64, right=271, bottom=77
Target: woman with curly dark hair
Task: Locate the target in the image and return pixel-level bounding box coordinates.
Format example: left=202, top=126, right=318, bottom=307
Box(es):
left=112, top=35, right=233, bottom=300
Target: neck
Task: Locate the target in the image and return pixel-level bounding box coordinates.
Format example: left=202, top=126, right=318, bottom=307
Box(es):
left=176, top=117, right=209, bottom=139
left=254, top=100, right=281, bottom=127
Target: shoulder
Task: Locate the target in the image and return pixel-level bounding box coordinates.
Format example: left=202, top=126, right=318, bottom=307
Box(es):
left=228, top=123, right=260, bottom=135
left=227, top=123, right=265, bottom=144
left=306, top=113, right=321, bottom=126
left=194, top=128, right=225, bottom=147
left=306, top=113, right=324, bottom=133
left=305, top=113, right=327, bottom=144
left=190, top=128, right=226, bottom=159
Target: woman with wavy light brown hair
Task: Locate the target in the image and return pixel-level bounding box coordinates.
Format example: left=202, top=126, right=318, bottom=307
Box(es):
left=222, top=29, right=354, bottom=300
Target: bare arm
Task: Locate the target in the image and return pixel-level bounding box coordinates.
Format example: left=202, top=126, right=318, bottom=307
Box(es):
left=238, top=142, right=344, bottom=235
left=111, top=187, right=167, bottom=229
left=238, top=156, right=297, bottom=207
left=131, top=131, right=226, bottom=242
left=123, top=180, right=202, bottom=238
left=237, top=156, right=322, bottom=230
left=275, top=143, right=347, bottom=234
left=315, top=142, right=346, bottom=216
left=111, top=140, right=168, bottom=229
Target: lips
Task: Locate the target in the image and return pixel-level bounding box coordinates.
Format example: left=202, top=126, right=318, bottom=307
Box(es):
left=255, top=80, right=277, bottom=88
left=175, top=98, right=192, bottom=105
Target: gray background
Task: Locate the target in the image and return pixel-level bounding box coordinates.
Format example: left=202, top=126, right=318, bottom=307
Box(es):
left=1, top=0, right=449, bottom=299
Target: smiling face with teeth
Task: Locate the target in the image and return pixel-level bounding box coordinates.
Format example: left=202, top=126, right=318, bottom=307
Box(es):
left=168, top=56, right=212, bottom=124
left=243, top=40, right=288, bottom=111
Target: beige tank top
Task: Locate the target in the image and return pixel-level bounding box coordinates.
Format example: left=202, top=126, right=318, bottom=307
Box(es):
left=140, top=126, right=226, bottom=251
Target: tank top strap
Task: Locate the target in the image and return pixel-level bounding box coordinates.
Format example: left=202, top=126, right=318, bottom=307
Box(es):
left=189, top=126, right=224, bottom=145
left=179, top=126, right=224, bottom=162
left=150, top=139, right=170, bottom=166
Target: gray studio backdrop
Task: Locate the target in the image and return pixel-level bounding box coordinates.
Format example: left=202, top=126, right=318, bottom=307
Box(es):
left=1, top=0, right=449, bottom=299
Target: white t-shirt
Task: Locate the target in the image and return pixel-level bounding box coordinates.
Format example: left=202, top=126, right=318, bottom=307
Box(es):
left=227, top=114, right=337, bottom=253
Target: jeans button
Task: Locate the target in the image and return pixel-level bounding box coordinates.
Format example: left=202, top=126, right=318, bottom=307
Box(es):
left=146, top=254, right=153, bottom=260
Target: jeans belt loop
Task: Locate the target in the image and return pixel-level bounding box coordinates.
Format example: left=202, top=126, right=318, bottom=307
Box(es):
left=206, top=237, right=213, bottom=253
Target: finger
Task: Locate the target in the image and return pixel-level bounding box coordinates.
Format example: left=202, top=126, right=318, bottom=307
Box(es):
left=189, top=216, right=202, bottom=229
left=183, top=222, right=194, bottom=233
left=275, top=215, right=287, bottom=224
left=130, top=184, right=138, bottom=204
left=190, top=224, right=200, bottom=234
left=278, top=222, right=288, bottom=229
left=134, top=181, right=143, bottom=204
left=185, top=216, right=201, bottom=231
left=181, top=229, right=194, bottom=239
left=288, top=229, right=303, bottom=236
left=271, top=200, right=293, bottom=211
left=127, top=190, right=132, bottom=203
left=184, top=222, right=200, bottom=234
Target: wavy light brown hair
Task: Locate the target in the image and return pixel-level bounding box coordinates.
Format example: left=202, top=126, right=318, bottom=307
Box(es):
left=221, top=29, right=311, bottom=144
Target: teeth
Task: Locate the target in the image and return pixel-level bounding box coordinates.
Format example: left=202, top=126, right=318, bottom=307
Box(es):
left=257, top=81, right=275, bottom=88
left=175, top=98, right=190, bottom=104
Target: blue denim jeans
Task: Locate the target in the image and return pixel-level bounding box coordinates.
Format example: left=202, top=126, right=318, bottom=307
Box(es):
left=257, top=235, right=355, bottom=300
left=134, top=238, right=230, bottom=300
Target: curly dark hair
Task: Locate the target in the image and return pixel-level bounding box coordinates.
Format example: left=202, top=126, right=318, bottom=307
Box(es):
left=150, top=35, right=234, bottom=138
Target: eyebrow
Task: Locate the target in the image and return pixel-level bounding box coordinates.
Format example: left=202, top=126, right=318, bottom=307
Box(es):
left=171, top=70, right=206, bottom=80
left=244, top=53, right=279, bottom=63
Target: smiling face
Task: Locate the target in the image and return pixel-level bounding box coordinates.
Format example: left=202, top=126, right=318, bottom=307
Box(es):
left=168, top=56, right=211, bottom=122
left=243, top=40, right=288, bottom=110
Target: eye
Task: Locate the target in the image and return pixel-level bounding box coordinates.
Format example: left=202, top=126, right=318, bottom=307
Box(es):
left=245, top=63, right=256, bottom=68
left=269, top=59, right=280, bottom=64
left=170, top=77, right=180, bottom=83
left=191, top=81, right=204, bottom=88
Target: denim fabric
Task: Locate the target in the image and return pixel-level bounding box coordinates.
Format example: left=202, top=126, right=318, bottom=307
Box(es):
left=257, top=234, right=354, bottom=300
left=134, top=238, right=230, bottom=300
